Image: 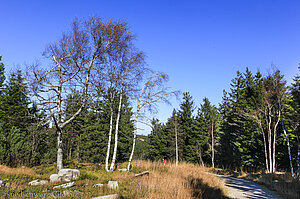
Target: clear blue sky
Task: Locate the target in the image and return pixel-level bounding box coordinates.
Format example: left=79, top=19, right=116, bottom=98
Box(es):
left=0, top=0, right=299, bottom=134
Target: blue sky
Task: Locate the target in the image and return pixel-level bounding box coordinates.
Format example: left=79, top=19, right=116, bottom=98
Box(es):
left=0, top=0, right=299, bottom=134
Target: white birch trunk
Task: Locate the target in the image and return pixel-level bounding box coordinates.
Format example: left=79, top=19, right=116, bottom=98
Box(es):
left=109, top=90, right=123, bottom=171
left=268, top=106, right=273, bottom=173
left=57, top=128, right=63, bottom=172
left=175, top=114, right=178, bottom=166
left=261, top=125, right=269, bottom=173
left=211, top=121, right=214, bottom=168
left=272, top=113, right=280, bottom=174
left=105, top=108, right=114, bottom=172
left=297, top=142, right=300, bottom=177
left=127, top=112, right=138, bottom=171
left=279, top=104, right=294, bottom=176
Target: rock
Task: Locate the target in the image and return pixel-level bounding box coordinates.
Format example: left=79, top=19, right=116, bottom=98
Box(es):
left=93, top=183, right=104, bottom=188
left=50, top=174, right=61, bottom=183
left=0, top=179, right=8, bottom=187
left=63, top=190, right=82, bottom=197
left=92, top=194, right=123, bottom=199
left=28, top=179, right=48, bottom=186
left=53, top=181, right=75, bottom=189
left=118, top=168, right=127, bottom=172
left=58, top=169, right=80, bottom=181
left=107, top=181, right=119, bottom=190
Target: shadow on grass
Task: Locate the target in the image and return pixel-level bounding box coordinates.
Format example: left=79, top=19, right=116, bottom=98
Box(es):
left=186, top=176, right=230, bottom=199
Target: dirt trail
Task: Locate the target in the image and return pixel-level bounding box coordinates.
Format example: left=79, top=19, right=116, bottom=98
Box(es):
left=217, top=175, right=283, bottom=199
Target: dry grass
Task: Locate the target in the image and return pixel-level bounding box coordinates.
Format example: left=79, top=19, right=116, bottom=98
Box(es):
left=129, top=160, right=228, bottom=199
left=251, top=172, right=300, bottom=199
left=0, top=165, right=38, bottom=177
left=0, top=161, right=228, bottom=199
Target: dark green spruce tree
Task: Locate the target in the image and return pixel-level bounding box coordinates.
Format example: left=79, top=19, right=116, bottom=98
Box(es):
left=179, top=92, right=197, bottom=163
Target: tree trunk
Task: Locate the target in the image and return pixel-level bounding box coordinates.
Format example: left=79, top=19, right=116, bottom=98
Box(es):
left=261, top=127, right=269, bottom=173
left=175, top=115, right=178, bottom=166
left=268, top=107, right=273, bottom=173
left=57, top=128, right=63, bottom=172
left=297, top=141, right=300, bottom=177
left=127, top=112, right=138, bottom=171
left=283, top=129, right=294, bottom=176
left=211, top=121, right=214, bottom=168
left=109, top=91, right=123, bottom=171
left=105, top=108, right=114, bottom=172
left=279, top=104, right=294, bottom=177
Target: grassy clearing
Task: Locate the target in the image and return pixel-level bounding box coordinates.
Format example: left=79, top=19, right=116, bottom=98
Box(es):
left=210, top=168, right=300, bottom=199
left=0, top=161, right=228, bottom=198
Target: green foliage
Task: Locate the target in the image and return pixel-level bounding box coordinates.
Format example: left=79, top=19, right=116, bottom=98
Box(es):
left=179, top=92, right=196, bottom=162
left=145, top=119, right=170, bottom=161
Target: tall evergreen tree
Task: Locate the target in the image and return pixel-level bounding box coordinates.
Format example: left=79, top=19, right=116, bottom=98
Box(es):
left=179, top=92, right=196, bottom=162
left=0, top=70, right=32, bottom=166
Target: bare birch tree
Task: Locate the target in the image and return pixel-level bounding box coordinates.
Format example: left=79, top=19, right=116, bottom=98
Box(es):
left=127, top=71, right=179, bottom=171
left=28, top=17, right=129, bottom=172
left=240, top=70, right=287, bottom=173
left=106, top=43, right=146, bottom=172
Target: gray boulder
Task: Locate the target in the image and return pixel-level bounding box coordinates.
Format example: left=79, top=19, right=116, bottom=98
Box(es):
left=50, top=174, right=61, bottom=183
left=107, top=181, right=119, bottom=190
left=92, top=194, right=123, bottom=199
left=0, top=179, right=8, bottom=187
left=28, top=179, right=48, bottom=186
left=58, top=169, right=80, bottom=181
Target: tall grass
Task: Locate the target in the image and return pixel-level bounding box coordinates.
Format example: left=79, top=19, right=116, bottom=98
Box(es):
left=129, top=160, right=228, bottom=198
left=0, top=161, right=228, bottom=198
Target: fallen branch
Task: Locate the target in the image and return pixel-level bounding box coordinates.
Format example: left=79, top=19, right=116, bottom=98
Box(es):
left=134, top=171, right=149, bottom=177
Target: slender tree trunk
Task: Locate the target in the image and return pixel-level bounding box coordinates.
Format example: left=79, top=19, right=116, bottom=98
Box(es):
left=279, top=104, right=294, bottom=177
left=105, top=107, right=114, bottom=172
left=127, top=112, right=138, bottom=171
left=109, top=91, right=123, bottom=171
left=297, top=140, right=300, bottom=177
left=57, top=128, right=63, bottom=172
left=211, top=121, right=214, bottom=168
left=268, top=107, right=273, bottom=173
left=197, top=147, right=204, bottom=166
left=261, top=127, right=269, bottom=173
left=56, top=63, right=63, bottom=172
left=175, top=114, right=178, bottom=166
left=272, top=110, right=280, bottom=173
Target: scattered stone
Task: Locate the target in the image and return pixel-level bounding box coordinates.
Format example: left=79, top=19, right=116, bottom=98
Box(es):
left=50, top=174, right=61, bottom=183
left=0, top=179, right=8, bottom=187
left=63, top=190, right=82, bottom=197
left=53, top=181, right=75, bottom=189
left=118, top=168, right=127, bottom=172
left=134, top=171, right=149, bottom=177
left=107, top=181, right=119, bottom=190
left=93, top=183, right=104, bottom=188
left=58, top=169, right=80, bottom=181
left=28, top=179, right=48, bottom=186
left=92, top=194, right=123, bottom=199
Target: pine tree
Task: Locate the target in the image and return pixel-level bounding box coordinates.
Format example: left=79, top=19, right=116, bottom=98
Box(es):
left=179, top=92, right=196, bottom=163
left=0, top=70, right=32, bottom=166
left=145, top=119, right=169, bottom=161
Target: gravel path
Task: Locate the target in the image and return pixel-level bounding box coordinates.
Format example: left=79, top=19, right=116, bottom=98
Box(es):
left=217, top=175, right=283, bottom=199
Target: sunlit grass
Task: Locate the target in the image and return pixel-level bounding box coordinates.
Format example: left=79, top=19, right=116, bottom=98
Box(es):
left=0, top=161, right=228, bottom=198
